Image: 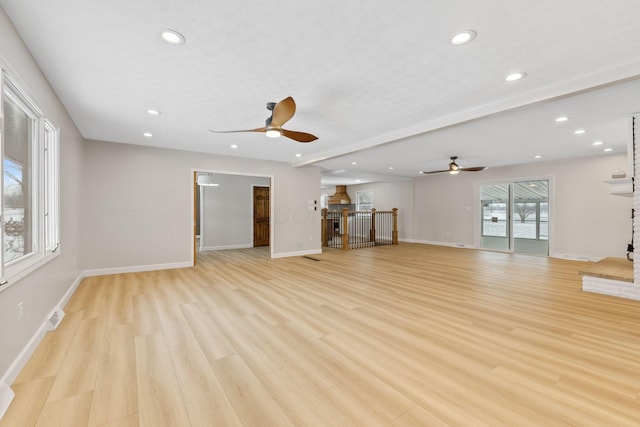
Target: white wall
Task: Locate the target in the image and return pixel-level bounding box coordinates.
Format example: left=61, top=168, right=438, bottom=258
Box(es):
left=413, top=154, right=632, bottom=260
left=200, top=174, right=270, bottom=250
left=0, top=8, right=84, bottom=389
left=82, top=140, right=322, bottom=270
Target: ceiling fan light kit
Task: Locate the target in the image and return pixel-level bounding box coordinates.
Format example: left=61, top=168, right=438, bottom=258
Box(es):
left=421, top=156, right=487, bottom=175
left=209, top=96, right=317, bottom=143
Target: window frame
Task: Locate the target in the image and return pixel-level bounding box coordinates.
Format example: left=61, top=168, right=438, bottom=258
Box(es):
left=0, top=68, right=61, bottom=289
left=356, top=190, right=373, bottom=212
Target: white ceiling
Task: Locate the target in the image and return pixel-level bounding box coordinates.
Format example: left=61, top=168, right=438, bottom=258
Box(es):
left=2, top=0, right=640, bottom=186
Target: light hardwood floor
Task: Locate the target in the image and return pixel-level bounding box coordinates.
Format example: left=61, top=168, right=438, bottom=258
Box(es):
left=2, top=243, right=640, bottom=426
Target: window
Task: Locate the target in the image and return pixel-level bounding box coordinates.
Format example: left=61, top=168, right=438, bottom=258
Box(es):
left=0, top=70, right=60, bottom=288
left=356, top=190, right=373, bottom=211
left=320, top=194, right=329, bottom=210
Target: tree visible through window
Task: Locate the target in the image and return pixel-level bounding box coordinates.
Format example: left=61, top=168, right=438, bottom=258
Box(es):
left=3, top=90, right=34, bottom=264
left=4, top=157, right=29, bottom=262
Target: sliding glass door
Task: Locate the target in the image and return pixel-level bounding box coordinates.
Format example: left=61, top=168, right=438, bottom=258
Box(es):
left=512, top=180, right=549, bottom=255
left=480, top=184, right=510, bottom=251
left=480, top=180, right=549, bottom=256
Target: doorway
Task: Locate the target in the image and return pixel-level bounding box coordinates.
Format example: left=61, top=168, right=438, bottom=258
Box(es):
left=480, top=179, right=549, bottom=256
left=192, top=171, right=272, bottom=265
left=253, top=186, right=270, bottom=247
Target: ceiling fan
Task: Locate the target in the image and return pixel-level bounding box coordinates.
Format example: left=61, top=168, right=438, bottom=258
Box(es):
left=209, top=96, right=318, bottom=143
left=420, top=156, right=487, bottom=175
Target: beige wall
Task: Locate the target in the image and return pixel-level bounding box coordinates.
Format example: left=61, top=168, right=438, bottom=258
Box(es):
left=82, top=140, right=322, bottom=270
left=200, top=174, right=271, bottom=249
left=413, top=154, right=632, bottom=260
left=0, top=9, right=84, bottom=381
left=328, top=154, right=631, bottom=260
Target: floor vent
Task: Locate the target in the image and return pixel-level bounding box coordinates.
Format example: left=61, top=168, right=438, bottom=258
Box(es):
left=46, top=307, right=65, bottom=331
left=302, top=256, right=322, bottom=262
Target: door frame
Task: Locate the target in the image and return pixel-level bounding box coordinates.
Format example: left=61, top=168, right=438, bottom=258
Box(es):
left=190, top=169, right=274, bottom=266
left=474, top=174, right=555, bottom=256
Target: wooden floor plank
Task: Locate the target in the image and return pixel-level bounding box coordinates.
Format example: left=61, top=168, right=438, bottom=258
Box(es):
left=46, top=316, right=107, bottom=402
left=210, top=354, right=294, bottom=426
left=0, top=377, right=55, bottom=427
left=87, top=324, right=138, bottom=427
left=134, top=333, right=189, bottom=427
left=3, top=243, right=640, bottom=426
left=13, top=311, right=84, bottom=384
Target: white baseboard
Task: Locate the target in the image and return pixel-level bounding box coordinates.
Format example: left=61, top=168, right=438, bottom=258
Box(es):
left=200, top=243, right=252, bottom=251
left=272, top=249, right=323, bottom=259
left=551, top=253, right=594, bottom=262
left=0, top=381, right=14, bottom=420
left=0, top=270, right=84, bottom=420
left=405, top=239, right=476, bottom=249
left=83, top=261, right=192, bottom=277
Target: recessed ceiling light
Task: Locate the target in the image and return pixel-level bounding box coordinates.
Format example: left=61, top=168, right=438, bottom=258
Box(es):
left=295, top=153, right=302, bottom=158
left=230, top=144, right=238, bottom=149
left=534, top=155, right=543, bottom=159
left=574, top=129, right=586, bottom=134
left=147, top=109, right=161, bottom=116
left=143, top=132, right=152, bottom=137
left=592, top=141, right=603, bottom=146
left=388, top=166, right=394, bottom=170
left=555, top=116, right=568, bottom=122
left=528, top=183, right=537, bottom=187
left=351, top=161, right=357, bottom=165
left=603, top=148, right=613, bottom=152
left=451, top=30, right=477, bottom=45
left=505, top=72, right=526, bottom=82
left=160, top=29, right=185, bottom=45
left=355, top=179, right=361, bottom=183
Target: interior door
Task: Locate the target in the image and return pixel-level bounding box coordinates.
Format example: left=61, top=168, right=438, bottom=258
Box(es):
left=253, top=186, right=270, bottom=247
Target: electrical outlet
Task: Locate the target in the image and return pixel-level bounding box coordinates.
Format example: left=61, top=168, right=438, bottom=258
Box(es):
left=17, top=302, right=23, bottom=323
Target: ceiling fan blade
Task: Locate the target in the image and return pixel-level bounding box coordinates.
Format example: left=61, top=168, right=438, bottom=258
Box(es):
left=271, top=97, right=296, bottom=127
left=460, top=166, right=487, bottom=172
left=280, top=129, right=318, bottom=143
left=209, top=127, right=267, bottom=134
left=420, top=169, right=449, bottom=175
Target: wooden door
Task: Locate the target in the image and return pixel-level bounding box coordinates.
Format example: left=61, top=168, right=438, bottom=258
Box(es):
left=253, top=186, right=270, bottom=247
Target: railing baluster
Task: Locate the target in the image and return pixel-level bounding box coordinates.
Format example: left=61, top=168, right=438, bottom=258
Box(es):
left=322, top=208, right=398, bottom=250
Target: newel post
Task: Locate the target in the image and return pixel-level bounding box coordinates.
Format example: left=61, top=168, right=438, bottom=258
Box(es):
left=342, top=207, right=350, bottom=251
left=392, top=208, right=399, bottom=245
left=321, top=208, right=328, bottom=248
left=370, top=208, right=376, bottom=243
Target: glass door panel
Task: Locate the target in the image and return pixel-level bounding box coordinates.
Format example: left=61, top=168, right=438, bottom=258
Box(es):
left=480, top=184, right=510, bottom=251
left=512, top=180, right=549, bottom=255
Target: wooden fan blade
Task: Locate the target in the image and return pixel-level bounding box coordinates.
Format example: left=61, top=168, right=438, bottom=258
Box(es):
left=271, top=97, right=296, bottom=127
left=460, top=166, right=487, bottom=172
left=280, top=129, right=318, bottom=143
left=209, top=127, right=267, bottom=134
left=420, top=169, right=449, bottom=175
